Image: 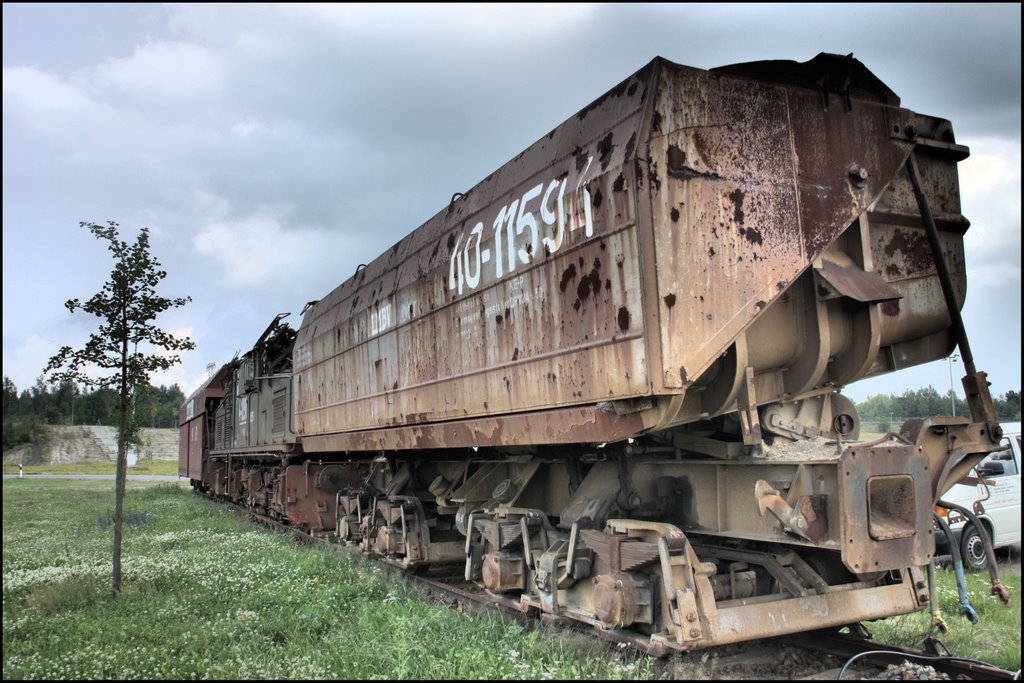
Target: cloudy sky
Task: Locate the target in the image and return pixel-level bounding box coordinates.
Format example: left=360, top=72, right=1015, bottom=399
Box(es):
left=3, top=3, right=1020, bottom=409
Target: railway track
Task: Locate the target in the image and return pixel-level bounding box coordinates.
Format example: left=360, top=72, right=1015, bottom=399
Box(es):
left=207, top=492, right=1018, bottom=680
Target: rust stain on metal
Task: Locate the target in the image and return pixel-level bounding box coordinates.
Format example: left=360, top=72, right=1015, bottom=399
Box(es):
left=560, top=263, right=577, bottom=292
left=882, top=227, right=934, bottom=274
left=577, top=262, right=602, bottom=303
left=291, top=53, right=970, bottom=451
left=880, top=300, right=900, bottom=317
left=597, top=132, right=615, bottom=169
left=667, top=144, right=687, bottom=172
left=187, top=54, right=992, bottom=659
left=728, top=188, right=746, bottom=225
left=624, top=132, right=637, bottom=162
left=575, top=148, right=588, bottom=172
left=739, top=226, right=763, bottom=246
left=617, top=307, right=631, bottom=332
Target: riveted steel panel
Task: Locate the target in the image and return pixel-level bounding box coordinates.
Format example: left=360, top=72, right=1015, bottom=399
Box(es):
left=648, top=62, right=916, bottom=389
left=293, top=55, right=971, bottom=451
left=295, top=62, right=657, bottom=447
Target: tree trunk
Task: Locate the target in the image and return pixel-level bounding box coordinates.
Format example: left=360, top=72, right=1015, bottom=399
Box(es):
left=112, top=331, right=128, bottom=597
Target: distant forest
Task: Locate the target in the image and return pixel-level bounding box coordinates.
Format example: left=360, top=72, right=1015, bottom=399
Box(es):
left=856, top=386, right=1020, bottom=432
left=3, top=375, right=185, bottom=451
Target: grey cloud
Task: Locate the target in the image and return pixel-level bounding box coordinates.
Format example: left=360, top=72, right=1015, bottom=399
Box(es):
left=3, top=3, right=1019, bottom=398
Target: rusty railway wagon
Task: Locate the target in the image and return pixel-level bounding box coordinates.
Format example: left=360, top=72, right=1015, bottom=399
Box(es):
left=180, top=54, right=1005, bottom=654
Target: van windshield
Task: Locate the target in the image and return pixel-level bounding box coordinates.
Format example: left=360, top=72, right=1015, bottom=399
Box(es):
left=976, top=436, right=1019, bottom=477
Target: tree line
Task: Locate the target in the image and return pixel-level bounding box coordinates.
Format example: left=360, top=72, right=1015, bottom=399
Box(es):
left=856, top=386, right=1021, bottom=432
left=7, top=372, right=1018, bottom=454
left=2, top=374, right=185, bottom=451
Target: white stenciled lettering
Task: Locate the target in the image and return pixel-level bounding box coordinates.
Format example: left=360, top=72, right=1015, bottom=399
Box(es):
left=370, top=302, right=392, bottom=336
left=449, top=231, right=463, bottom=293
left=447, top=156, right=597, bottom=295
left=541, top=178, right=567, bottom=253
left=515, top=183, right=543, bottom=266
left=502, top=198, right=520, bottom=276
left=575, top=156, right=595, bottom=238
left=492, top=204, right=508, bottom=279
left=462, top=222, right=484, bottom=289
left=580, top=189, right=594, bottom=237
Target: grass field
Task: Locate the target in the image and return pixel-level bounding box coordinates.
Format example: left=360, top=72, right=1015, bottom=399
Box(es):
left=2, top=479, right=649, bottom=680
left=2, top=479, right=1019, bottom=679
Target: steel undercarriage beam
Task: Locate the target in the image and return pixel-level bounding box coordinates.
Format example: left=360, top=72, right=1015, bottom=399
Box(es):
left=199, top=417, right=1000, bottom=653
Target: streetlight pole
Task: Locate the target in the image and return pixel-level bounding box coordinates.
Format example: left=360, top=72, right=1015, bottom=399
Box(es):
left=948, top=354, right=959, bottom=415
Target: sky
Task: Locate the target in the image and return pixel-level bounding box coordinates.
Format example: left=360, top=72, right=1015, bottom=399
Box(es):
left=3, top=3, right=1020, bottom=409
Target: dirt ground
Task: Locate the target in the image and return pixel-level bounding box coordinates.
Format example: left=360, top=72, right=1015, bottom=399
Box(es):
left=650, top=545, right=1021, bottom=680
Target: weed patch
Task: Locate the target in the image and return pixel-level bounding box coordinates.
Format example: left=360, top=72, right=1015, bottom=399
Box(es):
left=21, top=573, right=110, bottom=614
left=866, top=569, right=1021, bottom=671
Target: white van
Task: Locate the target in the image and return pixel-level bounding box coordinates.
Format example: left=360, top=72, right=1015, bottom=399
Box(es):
left=936, top=422, right=1021, bottom=570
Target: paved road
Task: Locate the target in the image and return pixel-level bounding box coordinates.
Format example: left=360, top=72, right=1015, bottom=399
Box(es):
left=3, top=474, right=182, bottom=482
left=997, top=544, right=1022, bottom=576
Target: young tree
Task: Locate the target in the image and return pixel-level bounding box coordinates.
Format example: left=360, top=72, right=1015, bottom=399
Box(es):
left=45, top=221, right=195, bottom=596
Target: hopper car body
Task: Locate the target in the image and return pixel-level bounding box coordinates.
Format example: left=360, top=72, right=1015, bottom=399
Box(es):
left=180, top=54, right=1004, bottom=654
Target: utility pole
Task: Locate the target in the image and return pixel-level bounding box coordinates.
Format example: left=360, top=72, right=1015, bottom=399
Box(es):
left=948, top=354, right=959, bottom=415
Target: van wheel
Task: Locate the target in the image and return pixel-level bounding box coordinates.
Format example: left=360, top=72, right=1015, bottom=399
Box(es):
left=960, top=525, right=989, bottom=571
